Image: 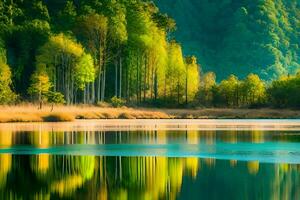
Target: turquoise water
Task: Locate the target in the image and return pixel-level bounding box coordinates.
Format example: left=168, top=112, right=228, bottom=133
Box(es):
left=0, top=120, right=300, bottom=199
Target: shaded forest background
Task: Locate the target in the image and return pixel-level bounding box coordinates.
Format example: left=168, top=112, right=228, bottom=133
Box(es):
left=156, top=0, right=299, bottom=80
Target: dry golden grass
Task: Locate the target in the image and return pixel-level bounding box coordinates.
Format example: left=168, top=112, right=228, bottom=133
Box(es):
left=158, top=108, right=300, bottom=119
left=0, top=105, right=170, bottom=123
left=0, top=105, right=299, bottom=123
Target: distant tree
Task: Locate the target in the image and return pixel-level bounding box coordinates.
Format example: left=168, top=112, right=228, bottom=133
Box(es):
left=28, top=69, right=51, bottom=109
left=218, top=75, right=240, bottom=107
left=241, top=73, right=266, bottom=106
left=185, top=56, right=200, bottom=104
left=46, top=91, right=65, bottom=111
left=268, top=74, right=300, bottom=108
left=0, top=45, right=17, bottom=104
left=199, top=72, right=216, bottom=106
left=0, top=63, right=17, bottom=104
left=166, top=41, right=186, bottom=104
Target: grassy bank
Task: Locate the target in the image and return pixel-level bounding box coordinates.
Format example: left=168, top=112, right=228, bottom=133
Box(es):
left=0, top=105, right=299, bottom=123
left=0, top=105, right=170, bottom=123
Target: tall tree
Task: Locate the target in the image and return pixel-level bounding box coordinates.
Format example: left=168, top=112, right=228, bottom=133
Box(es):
left=28, top=68, right=51, bottom=109
left=75, top=13, right=108, bottom=102
left=185, top=56, right=200, bottom=104
left=0, top=43, right=16, bottom=104
left=36, top=33, right=95, bottom=104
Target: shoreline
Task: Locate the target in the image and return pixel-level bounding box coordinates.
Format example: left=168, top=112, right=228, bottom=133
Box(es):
left=0, top=105, right=299, bottom=123
left=1, top=119, right=300, bottom=132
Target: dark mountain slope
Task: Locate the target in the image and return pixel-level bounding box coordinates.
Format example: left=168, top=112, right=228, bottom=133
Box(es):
left=156, top=0, right=300, bottom=80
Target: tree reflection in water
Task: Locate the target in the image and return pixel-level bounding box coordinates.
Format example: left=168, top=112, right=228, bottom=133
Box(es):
left=0, top=130, right=299, bottom=199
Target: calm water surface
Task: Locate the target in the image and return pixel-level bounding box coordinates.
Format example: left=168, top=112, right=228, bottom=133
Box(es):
left=0, top=119, right=300, bottom=199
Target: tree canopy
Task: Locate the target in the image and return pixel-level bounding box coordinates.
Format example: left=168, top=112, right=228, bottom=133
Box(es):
left=157, top=0, right=300, bottom=80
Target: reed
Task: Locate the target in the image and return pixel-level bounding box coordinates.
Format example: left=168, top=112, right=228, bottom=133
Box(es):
left=0, top=105, right=299, bottom=123
left=0, top=105, right=170, bottom=122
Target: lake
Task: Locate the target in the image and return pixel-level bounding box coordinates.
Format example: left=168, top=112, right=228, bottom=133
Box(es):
left=0, top=119, right=300, bottom=199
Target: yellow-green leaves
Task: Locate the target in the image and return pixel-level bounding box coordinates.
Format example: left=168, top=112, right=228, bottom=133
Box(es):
left=0, top=44, right=16, bottom=104
left=0, top=61, right=17, bottom=104
left=36, top=33, right=95, bottom=104
left=185, top=56, right=200, bottom=102
left=75, top=54, right=95, bottom=90
left=28, top=69, right=51, bottom=107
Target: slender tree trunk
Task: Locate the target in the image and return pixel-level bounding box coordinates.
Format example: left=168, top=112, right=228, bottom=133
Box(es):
left=115, top=59, right=118, bottom=97
left=83, top=87, right=86, bottom=104
left=143, top=55, right=147, bottom=102
left=39, top=80, right=42, bottom=110
left=136, top=54, right=139, bottom=103
left=96, top=41, right=102, bottom=102
left=185, top=66, right=188, bottom=105
left=92, top=82, right=95, bottom=103
left=97, top=73, right=101, bottom=102
left=164, top=76, right=167, bottom=100
left=177, top=80, right=180, bottom=105
left=87, top=83, right=90, bottom=104
left=119, top=57, right=122, bottom=98
left=101, top=66, right=106, bottom=101
left=125, top=60, right=129, bottom=100
left=154, top=70, right=158, bottom=101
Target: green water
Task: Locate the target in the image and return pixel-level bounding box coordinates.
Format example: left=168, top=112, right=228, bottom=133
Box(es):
left=0, top=120, right=300, bottom=199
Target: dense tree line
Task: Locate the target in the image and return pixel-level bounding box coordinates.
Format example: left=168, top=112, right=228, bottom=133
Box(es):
left=0, top=0, right=200, bottom=106
left=199, top=72, right=300, bottom=108
left=157, top=0, right=299, bottom=80
left=0, top=0, right=298, bottom=109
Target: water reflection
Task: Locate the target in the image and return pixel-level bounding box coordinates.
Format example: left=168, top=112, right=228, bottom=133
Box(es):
left=0, top=155, right=299, bottom=199
left=1, top=129, right=300, bottom=147
left=0, top=128, right=300, bottom=199
left=1, top=130, right=300, bottom=163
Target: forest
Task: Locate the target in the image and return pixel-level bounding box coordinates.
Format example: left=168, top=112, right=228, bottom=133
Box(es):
left=157, top=0, right=300, bottom=80
left=0, top=0, right=299, bottom=108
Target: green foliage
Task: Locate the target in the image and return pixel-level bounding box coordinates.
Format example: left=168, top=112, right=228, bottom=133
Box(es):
left=218, top=75, right=240, bottom=107
left=241, top=74, right=266, bottom=106
left=198, top=72, right=216, bottom=106
left=0, top=61, right=17, bottom=104
left=157, top=0, right=300, bottom=80
left=4, top=19, right=50, bottom=95
left=36, top=33, right=95, bottom=104
left=28, top=69, right=51, bottom=106
left=1, top=0, right=297, bottom=109
left=185, top=56, right=200, bottom=103
left=111, top=96, right=125, bottom=108
left=200, top=73, right=266, bottom=108
left=165, top=41, right=186, bottom=103
left=75, top=54, right=95, bottom=90
left=46, top=91, right=65, bottom=105
left=268, top=74, right=300, bottom=108
left=0, top=42, right=17, bottom=104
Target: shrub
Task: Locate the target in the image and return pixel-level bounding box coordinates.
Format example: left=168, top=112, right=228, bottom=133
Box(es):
left=110, top=96, right=125, bottom=108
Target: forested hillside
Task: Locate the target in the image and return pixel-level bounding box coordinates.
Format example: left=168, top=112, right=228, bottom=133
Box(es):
left=0, top=0, right=299, bottom=108
left=156, top=0, right=300, bottom=80
left=0, top=0, right=199, bottom=105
